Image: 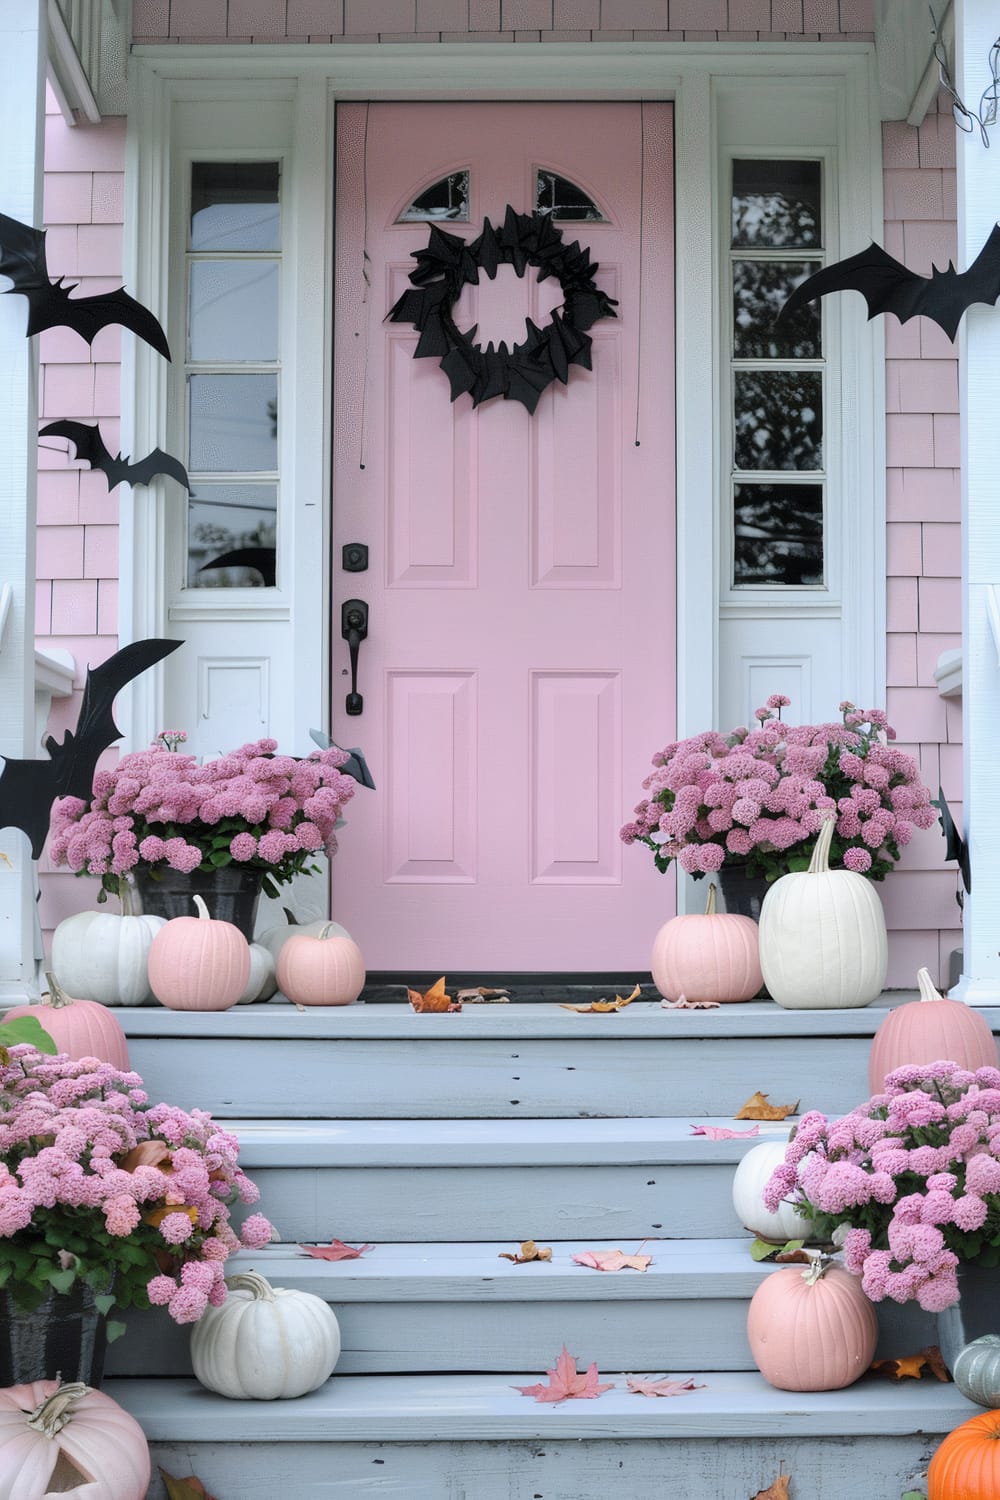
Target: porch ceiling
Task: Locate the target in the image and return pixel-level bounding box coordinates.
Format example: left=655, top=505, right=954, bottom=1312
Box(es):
left=874, top=0, right=953, bottom=123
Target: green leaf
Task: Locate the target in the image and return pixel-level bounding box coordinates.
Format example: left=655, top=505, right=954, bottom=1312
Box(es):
left=45, top=1268, right=77, bottom=1294
left=105, top=1319, right=127, bottom=1343
left=94, top=1293, right=116, bottom=1316
left=785, top=854, right=811, bottom=872
left=749, top=1238, right=779, bottom=1261
left=901, top=1492, right=926, bottom=1500
left=0, top=1015, right=58, bottom=1054
left=208, top=850, right=232, bottom=868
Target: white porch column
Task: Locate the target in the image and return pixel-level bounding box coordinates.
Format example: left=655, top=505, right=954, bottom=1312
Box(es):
left=953, top=0, right=1000, bottom=1004
left=0, top=0, right=45, bottom=1000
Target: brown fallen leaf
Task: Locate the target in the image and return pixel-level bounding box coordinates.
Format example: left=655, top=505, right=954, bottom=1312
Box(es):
left=512, top=1345, right=615, bottom=1403
left=625, top=1374, right=704, bottom=1397
left=160, top=1473, right=219, bottom=1500
left=773, top=1247, right=813, bottom=1263
left=661, top=992, right=721, bottom=1010
left=735, top=1090, right=800, bottom=1121
left=572, top=1248, right=652, bottom=1272
left=561, top=983, right=641, bottom=1014
left=299, top=1239, right=375, bottom=1261
left=868, top=1345, right=950, bottom=1382
left=499, top=1239, right=552, bottom=1264
left=751, top=1477, right=791, bottom=1500
left=689, top=1123, right=760, bottom=1139
left=408, top=976, right=462, bottom=1012
left=456, top=986, right=511, bottom=1003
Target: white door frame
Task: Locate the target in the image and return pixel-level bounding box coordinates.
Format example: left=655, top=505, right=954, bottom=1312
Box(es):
left=123, top=44, right=883, bottom=911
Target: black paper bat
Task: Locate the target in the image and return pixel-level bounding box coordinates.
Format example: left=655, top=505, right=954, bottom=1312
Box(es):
left=309, top=729, right=376, bottom=790
left=39, top=420, right=190, bottom=493
left=0, top=212, right=171, bottom=359
left=0, top=638, right=182, bottom=859
left=199, top=547, right=276, bottom=586
left=934, top=786, right=971, bottom=895
left=777, top=226, right=1000, bottom=342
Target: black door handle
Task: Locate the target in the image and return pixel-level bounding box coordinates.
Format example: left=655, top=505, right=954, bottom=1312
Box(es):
left=341, top=599, right=368, bottom=716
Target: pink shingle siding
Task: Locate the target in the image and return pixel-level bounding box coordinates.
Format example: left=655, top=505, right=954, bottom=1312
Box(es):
left=39, top=10, right=962, bottom=982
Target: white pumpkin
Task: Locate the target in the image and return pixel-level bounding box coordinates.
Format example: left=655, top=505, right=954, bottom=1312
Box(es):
left=191, top=1271, right=341, bottom=1400
left=732, top=1140, right=815, bottom=1244
left=237, top=943, right=278, bottom=1004
left=51, top=885, right=166, bottom=1007
left=257, top=907, right=351, bottom=965
left=758, top=815, right=887, bottom=1009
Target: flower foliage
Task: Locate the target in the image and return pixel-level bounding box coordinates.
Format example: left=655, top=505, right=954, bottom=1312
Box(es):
left=0, top=1045, right=274, bottom=1326
left=620, top=697, right=937, bottom=881
left=48, top=737, right=356, bottom=901
left=762, top=1063, right=1000, bottom=1312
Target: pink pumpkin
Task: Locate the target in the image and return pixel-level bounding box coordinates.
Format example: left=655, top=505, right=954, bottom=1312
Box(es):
left=651, top=882, right=762, bottom=1003
left=5, top=973, right=129, bottom=1070
left=147, top=894, right=249, bottom=1011
left=0, top=1379, right=150, bottom=1498
left=747, top=1260, right=877, bottom=1392
left=277, top=925, right=365, bottom=1006
left=869, top=966, right=999, bottom=1093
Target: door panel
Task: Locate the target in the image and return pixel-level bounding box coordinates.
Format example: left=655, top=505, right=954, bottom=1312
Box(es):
left=332, top=102, right=674, bottom=970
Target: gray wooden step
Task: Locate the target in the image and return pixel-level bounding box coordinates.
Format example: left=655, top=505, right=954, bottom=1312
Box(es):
left=113, top=992, right=998, bottom=1121
left=226, top=1116, right=792, bottom=1241
left=105, top=1239, right=934, bottom=1378
left=113, top=1373, right=974, bottom=1500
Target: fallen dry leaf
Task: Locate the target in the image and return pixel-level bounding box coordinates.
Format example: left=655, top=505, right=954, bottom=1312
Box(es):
left=513, top=1345, right=615, bottom=1403
left=689, top=1123, right=760, bottom=1140
left=561, top=983, right=641, bottom=1014
left=735, top=1091, right=800, bottom=1121
left=868, top=1345, right=950, bottom=1382
left=751, top=1477, right=791, bottom=1500
left=408, top=976, right=462, bottom=1012
left=456, top=986, right=510, bottom=1003
left=499, top=1240, right=552, bottom=1264
left=298, top=1239, right=374, bottom=1261
left=572, top=1248, right=653, bottom=1272
left=625, top=1374, right=704, bottom=1397
left=773, top=1247, right=813, bottom=1263
left=160, top=1473, right=219, bottom=1500
left=661, top=993, right=721, bottom=1010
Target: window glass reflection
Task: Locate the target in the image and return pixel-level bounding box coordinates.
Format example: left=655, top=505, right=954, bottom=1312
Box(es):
left=535, top=170, right=606, bottom=221
left=734, top=483, right=824, bottom=586
left=733, top=260, right=820, bottom=359
left=398, top=171, right=470, bottom=222
left=187, top=484, right=277, bottom=588
left=190, top=161, right=280, bottom=251
left=189, top=374, right=278, bottom=473
left=734, top=371, right=823, bottom=471
left=732, top=159, right=822, bottom=248
left=189, top=261, right=279, bottom=362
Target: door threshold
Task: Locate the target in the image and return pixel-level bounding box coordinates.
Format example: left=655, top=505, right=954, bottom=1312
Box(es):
left=361, top=972, right=657, bottom=1004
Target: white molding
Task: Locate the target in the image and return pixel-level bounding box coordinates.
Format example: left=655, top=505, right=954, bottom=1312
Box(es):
left=934, top=647, right=963, bottom=697
left=46, top=0, right=101, bottom=125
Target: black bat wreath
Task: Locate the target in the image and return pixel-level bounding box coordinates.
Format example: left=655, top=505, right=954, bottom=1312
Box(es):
left=386, top=206, right=618, bottom=414
left=0, top=211, right=170, bottom=359
left=777, top=225, right=1000, bottom=342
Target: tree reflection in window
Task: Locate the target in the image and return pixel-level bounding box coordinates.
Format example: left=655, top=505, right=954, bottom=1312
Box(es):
left=734, top=484, right=823, bottom=586
left=535, top=171, right=606, bottom=221
left=731, top=160, right=821, bottom=248
left=397, top=171, right=470, bottom=222
left=734, top=371, right=822, bottom=472
left=733, top=261, right=819, bottom=359
left=188, top=485, right=277, bottom=589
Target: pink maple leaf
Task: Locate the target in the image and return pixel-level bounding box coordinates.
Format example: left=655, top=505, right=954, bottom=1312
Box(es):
left=298, top=1239, right=374, bottom=1261
left=572, top=1249, right=652, bottom=1272
left=626, top=1374, right=705, bottom=1397
left=513, top=1345, right=615, bottom=1404
left=689, top=1123, right=760, bottom=1140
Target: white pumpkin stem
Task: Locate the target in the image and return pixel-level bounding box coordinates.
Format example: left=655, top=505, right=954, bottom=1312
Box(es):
left=318, top=922, right=341, bottom=939
left=801, top=1252, right=834, bottom=1285
left=26, top=1381, right=90, bottom=1437
left=807, top=816, right=837, bottom=876
left=192, top=895, right=211, bottom=921
left=43, top=972, right=73, bottom=1010
left=917, top=966, right=943, bottom=1003
left=704, top=884, right=717, bottom=916
left=225, top=1271, right=276, bottom=1300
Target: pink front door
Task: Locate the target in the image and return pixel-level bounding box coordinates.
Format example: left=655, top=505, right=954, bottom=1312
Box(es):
left=332, top=102, right=675, bottom=971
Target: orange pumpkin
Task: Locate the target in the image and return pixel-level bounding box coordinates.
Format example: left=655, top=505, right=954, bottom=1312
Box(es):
left=746, top=1259, right=877, bottom=1392
left=868, top=966, right=999, bottom=1093
left=146, top=895, right=249, bottom=1011
left=651, top=882, right=762, bottom=1003
left=5, top=972, right=129, bottom=1069
left=277, top=925, right=365, bottom=1006
left=928, top=1410, right=1000, bottom=1498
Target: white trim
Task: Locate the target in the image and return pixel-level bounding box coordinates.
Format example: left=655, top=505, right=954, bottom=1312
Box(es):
left=46, top=0, right=101, bottom=125
left=123, top=41, right=879, bottom=809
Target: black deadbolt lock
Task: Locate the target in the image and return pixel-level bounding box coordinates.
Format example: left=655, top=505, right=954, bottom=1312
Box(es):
left=342, top=543, right=369, bottom=573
